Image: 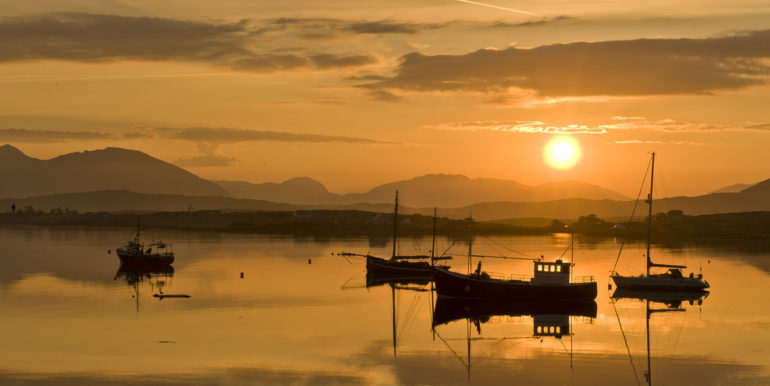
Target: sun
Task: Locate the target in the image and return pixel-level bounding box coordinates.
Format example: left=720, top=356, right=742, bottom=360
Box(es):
left=544, top=136, right=581, bottom=169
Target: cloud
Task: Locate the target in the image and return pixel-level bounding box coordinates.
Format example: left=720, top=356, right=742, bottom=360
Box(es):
left=0, top=13, right=375, bottom=72
left=364, top=29, right=770, bottom=99
left=0, top=128, right=110, bottom=142
left=612, top=139, right=710, bottom=145
left=174, top=154, right=238, bottom=167
left=164, top=127, right=398, bottom=145
left=427, top=120, right=608, bottom=134
left=267, top=17, right=447, bottom=40
left=607, top=116, right=770, bottom=133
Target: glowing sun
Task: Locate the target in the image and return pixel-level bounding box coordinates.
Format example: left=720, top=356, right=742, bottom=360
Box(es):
left=544, top=136, right=581, bottom=169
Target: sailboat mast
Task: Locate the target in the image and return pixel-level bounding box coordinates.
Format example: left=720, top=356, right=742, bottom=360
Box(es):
left=431, top=207, right=437, bottom=268
left=392, top=190, right=399, bottom=259
left=647, top=153, right=655, bottom=277
left=467, top=213, right=473, bottom=275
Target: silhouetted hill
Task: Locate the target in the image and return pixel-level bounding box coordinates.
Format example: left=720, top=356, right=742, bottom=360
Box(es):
left=0, top=145, right=228, bottom=198
left=3, top=179, right=768, bottom=221
left=214, top=177, right=334, bottom=204
left=216, top=173, right=630, bottom=207
left=711, top=182, right=755, bottom=194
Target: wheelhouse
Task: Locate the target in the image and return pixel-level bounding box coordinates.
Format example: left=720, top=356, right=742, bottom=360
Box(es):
left=532, top=259, right=571, bottom=285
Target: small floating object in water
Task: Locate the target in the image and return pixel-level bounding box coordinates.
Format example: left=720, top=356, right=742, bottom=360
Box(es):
left=107, top=249, right=111, bottom=254
left=240, top=272, right=244, bottom=278
left=308, top=259, right=312, bottom=264
left=153, top=293, right=190, bottom=299
left=157, top=340, right=176, bottom=344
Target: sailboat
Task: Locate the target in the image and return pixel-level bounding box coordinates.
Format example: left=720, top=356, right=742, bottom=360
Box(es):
left=611, top=153, right=709, bottom=291
left=612, top=288, right=707, bottom=385
left=434, top=217, right=597, bottom=300
left=340, top=191, right=449, bottom=277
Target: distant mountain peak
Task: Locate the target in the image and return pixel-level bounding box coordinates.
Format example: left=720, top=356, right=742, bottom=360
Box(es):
left=0, top=144, right=31, bottom=160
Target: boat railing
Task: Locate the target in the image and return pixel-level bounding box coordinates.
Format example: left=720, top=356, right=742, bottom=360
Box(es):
left=574, top=275, right=596, bottom=283
left=481, top=272, right=532, bottom=281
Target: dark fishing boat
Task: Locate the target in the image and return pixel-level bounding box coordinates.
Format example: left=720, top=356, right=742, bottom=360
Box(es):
left=434, top=221, right=597, bottom=300
left=116, top=221, right=174, bottom=266
left=340, top=191, right=449, bottom=276
left=611, top=153, right=709, bottom=291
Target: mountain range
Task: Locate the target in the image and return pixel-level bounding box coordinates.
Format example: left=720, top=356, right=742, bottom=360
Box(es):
left=0, top=144, right=767, bottom=220
left=214, top=174, right=631, bottom=207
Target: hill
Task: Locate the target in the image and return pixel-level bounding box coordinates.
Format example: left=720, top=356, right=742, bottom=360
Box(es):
left=711, top=182, right=756, bottom=193
left=0, top=145, right=228, bottom=198
left=2, top=179, right=768, bottom=220
left=216, top=173, right=631, bottom=207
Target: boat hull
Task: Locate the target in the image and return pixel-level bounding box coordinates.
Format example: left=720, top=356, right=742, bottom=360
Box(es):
left=366, top=255, right=444, bottom=277
left=611, top=274, right=709, bottom=291
left=117, top=252, right=174, bottom=266
left=434, top=268, right=597, bottom=300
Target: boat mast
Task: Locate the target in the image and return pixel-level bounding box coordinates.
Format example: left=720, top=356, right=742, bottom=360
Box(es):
left=431, top=207, right=437, bottom=269
left=392, top=190, right=399, bottom=259
left=467, top=213, right=473, bottom=275
left=646, top=153, right=655, bottom=277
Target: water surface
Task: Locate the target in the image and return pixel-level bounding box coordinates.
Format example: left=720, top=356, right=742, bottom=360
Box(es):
left=0, top=227, right=768, bottom=385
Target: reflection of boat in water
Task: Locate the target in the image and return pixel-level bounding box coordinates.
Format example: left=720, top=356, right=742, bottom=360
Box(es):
left=435, top=220, right=597, bottom=300
left=432, top=293, right=596, bottom=382
left=339, top=192, right=449, bottom=277
left=116, top=220, right=174, bottom=266
left=114, top=264, right=176, bottom=312
left=611, top=153, right=709, bottom=291
left=611, top=288, right=708, bottom=385
left=433, top=298, right=597, bottom=332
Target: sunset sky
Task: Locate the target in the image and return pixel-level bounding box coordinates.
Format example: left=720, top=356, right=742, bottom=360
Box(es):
left=1, top=0, right=769, bottom=197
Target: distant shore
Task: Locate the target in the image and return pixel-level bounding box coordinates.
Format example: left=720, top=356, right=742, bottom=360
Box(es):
left=1, top=209, right=768, bottom=244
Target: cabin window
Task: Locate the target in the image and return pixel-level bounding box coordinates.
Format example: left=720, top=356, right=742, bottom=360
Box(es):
left=537, top=326, right=542, bottom=333
left=556, top=326, right=561, bottom=334
left=537, top=265, right=543, bottom=272
left=550, top=266, right=555, bottom=272
left=549, top=326, right=554, bottom=333
left=556, top=265, right=562, bottom=272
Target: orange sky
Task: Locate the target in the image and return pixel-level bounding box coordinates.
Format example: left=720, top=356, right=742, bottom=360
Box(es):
left=1, top=0, right=769, bottom=196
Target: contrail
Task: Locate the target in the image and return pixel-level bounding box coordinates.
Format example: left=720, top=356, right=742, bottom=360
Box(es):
left=456, top=0, right=538, bottom=16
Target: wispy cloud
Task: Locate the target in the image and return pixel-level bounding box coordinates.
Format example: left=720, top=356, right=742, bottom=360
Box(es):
left=363, top=29, right=770, bottom=100
left=426, top=120, right=608, bottom=134
left=607, top=116, right=770, bottom=133
left=612, top=140, right=710, bottom=145
left=0, top=128, right=110, bottom=142
left=163, top=127, right=398, bottom=145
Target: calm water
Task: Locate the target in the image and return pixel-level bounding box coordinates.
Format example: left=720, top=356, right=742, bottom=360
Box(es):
left=1, top=227, right=768, bottom=385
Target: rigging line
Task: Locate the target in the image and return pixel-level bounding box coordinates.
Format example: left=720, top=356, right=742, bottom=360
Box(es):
left=558, top=241, right=571, bottom=259
left=611, top=156, right=653, bottom=274
left=435, top=328, right=469, bottom=368
left=440, top=240, right=458, bottom=257
left=397, top=294, right=421, bottom=344
left=612, top=301, right=643, bottom=386
left=481, top=235, right=536, bottom=258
